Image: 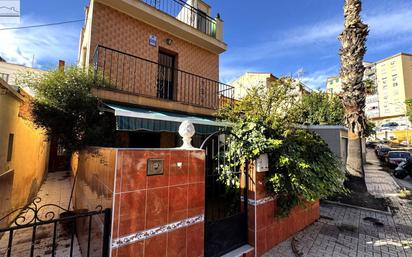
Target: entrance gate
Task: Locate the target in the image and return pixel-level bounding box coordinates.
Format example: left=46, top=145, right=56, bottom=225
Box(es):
left=0, top=197, right=111, bottom=257
left=202, top=134, right=248, bottom=257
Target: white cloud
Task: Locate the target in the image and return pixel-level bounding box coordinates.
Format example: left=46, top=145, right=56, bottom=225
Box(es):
left=300, top=65, right=339, bottom=90
left=0, top=17, right=81, bottom=69
left=221, top=3, right=412, bottom=87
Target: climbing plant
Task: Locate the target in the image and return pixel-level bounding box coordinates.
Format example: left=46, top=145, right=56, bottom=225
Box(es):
left=219, top=78, right=347, bottom=216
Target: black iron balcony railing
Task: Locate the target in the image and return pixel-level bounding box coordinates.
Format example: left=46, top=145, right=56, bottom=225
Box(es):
left=141, top=0, right=217, bottom=38
left=93, top=45, right=234, bottom=110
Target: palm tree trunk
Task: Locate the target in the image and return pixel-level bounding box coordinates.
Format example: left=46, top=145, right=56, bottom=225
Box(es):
left=339, top=0, right=369, bottom=177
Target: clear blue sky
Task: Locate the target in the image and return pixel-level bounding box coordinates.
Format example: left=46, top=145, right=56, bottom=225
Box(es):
left=1, top=0, right=412, bottom=89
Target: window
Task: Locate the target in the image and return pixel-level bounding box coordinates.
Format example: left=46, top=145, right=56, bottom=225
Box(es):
left=0, top=72, right=9, bottom=83
left=7, top=134, right=14, bottom=161
left=157, top=51, right=176, bottom=100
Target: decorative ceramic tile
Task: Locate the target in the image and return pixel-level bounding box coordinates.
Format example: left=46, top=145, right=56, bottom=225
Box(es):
left=112, top=214, right=204, bottom=248
left=240, top=196, right=275, bottom=206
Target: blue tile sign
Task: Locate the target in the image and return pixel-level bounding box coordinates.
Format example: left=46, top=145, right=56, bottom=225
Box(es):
left=0, top=0, right=20, bottom=24
left=149, top=35, right=157, bottom=47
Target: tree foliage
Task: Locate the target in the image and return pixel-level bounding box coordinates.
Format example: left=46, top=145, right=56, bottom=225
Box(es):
left=219, top=78, right=346, bottom=216
left=405, top=100, right=412, bottom=123
left=21, top=66, right=115, bottom=151
left=291, top=91, right=344, bottom=125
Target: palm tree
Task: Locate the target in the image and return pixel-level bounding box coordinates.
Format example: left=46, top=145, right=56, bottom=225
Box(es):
left=339, top=0, right=369, bottom=177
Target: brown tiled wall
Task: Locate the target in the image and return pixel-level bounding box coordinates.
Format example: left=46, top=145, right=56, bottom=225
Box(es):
left=245, top=168, right=320, bottom=256
left=112, top=149, right=205, bottom=257
left=74, top=147, right=117, bottom=257
left=90, top=2, right=219, bottom=81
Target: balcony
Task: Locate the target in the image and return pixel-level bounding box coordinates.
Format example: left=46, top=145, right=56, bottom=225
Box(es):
left=95, top=0, right=226, bottom=53
left=141, top=0, right=217, bottom=38
left=93, top=45, right=234, bottom=112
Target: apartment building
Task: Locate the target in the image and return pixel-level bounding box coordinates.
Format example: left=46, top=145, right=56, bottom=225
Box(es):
left=326, top=54, right=412, bottom=125
left=326, top=76, right=342, bottom=95
left=375, top=53, right=412, bottom=126
left=78, top=0, right=232, bottom=148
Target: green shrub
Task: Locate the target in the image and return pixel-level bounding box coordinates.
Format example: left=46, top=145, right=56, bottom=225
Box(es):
left=219, top=78, right=346, bottom=216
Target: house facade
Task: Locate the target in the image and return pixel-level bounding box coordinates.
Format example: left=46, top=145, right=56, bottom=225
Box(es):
left=78, top=0, right=232, bottom=148
left=0, top=67, right=50, bottom=228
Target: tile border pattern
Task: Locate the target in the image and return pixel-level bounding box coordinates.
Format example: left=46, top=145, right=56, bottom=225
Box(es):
left=240, top=196, right=275, bottom=206
left=112, top=214, right=204, bottom=249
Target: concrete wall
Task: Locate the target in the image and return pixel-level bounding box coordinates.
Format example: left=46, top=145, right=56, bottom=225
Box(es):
left=0, top=83, right=50, bottom=227
left=307, top=126, right=348, bottom=163
left=73, top=148, right=116, bottom=257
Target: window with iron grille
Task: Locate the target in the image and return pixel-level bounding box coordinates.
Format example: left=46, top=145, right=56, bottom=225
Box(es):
left=0, top=72, right=9, bottom=83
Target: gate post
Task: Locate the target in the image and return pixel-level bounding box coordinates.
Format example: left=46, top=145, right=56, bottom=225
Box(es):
left=245, top=162, right=320, bottom=257
left=102, top=208, right=112, bottom=257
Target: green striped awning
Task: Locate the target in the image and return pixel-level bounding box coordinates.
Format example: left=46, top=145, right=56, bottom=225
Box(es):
left=105, top=103, right=229, bottom=135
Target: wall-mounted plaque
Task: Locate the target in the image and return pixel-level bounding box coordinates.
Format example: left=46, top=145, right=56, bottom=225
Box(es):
left=147, top=159, right=164, bottom=176
left=149, top=35, right=157, bottom=47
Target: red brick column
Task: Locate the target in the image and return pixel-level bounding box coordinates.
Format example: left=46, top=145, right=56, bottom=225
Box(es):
left=244, top=163, right=320, bottom=257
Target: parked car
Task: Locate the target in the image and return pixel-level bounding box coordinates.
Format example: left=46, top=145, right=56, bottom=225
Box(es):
left=385, top=151, right=411, bottom=167
left=376, top=147, right=391, bottom=161
left=366, top=141, right=378, bottom=148
left=394, top=158, right=412, bottom=179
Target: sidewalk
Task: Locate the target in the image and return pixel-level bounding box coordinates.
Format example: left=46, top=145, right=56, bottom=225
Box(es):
left=264, top=150, right=412, bottom=257
left=0, top=171, right=82, bottom=257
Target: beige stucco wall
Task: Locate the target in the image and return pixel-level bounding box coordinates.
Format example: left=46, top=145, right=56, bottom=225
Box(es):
left=376, top=54, right=407, bottom=118
left=0, top=62, right=44, bottom=88
left=0, top=84, right=50, bottom=224
left=402, top=54, right=412, bottom=101
left=230, top=72, right=275, bottom=100
left=326, top=76, right=342, bottom=94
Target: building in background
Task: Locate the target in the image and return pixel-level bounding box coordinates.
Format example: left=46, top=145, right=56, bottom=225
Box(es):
left=0, top=62, right=50, bottom=228
left=230, top=72, right=311, bottom=100
left=326, top=76, right=341, bottom=95
left=363, top=62, right=380, bottom=119
left=374, top=53, right=412, bottom=127
left=326, top=53, right=412, bottom=129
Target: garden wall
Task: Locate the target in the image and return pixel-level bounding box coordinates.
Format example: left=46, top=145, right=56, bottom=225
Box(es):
left=73, top=147, right=206, bottom=257
left=244, top=166, right=320, bottom=257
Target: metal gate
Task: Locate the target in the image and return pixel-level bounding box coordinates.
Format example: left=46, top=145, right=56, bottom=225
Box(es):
left=0, top=197, right=111, bottom=257
left=202, top=134, right=248, bottom=257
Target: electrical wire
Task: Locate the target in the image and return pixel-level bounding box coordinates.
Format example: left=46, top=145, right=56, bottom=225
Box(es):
left=0, top=19, right=84, bottom=31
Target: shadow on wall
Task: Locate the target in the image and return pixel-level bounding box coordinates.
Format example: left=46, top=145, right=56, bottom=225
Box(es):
left=0, top=170, right=14, bottom=228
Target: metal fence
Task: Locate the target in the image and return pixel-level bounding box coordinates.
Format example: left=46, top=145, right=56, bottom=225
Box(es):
left=141, top=0, right=217, bottom=38
left=0, top=197, right=111, bottom=257
left=93, top=45, right=234, bottom=110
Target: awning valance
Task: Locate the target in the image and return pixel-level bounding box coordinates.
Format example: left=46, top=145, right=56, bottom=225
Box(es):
left=105, top=103, right=229, bottom=135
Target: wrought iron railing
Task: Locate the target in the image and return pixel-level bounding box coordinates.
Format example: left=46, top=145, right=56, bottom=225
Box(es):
left=141, top=0, right=217, bottom=38
left=0, top=197, right=111, bottom=257
left=93, top=45, right=234, bottom=110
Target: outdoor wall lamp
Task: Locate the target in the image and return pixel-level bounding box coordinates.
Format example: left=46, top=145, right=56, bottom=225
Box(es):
left=166, top=38, right=173, bottom=45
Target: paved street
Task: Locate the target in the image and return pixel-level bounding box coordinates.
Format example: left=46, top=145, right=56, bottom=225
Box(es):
left=265, top=150, right=412, bottom=257
left=0, top=171, right=82, bottom=257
